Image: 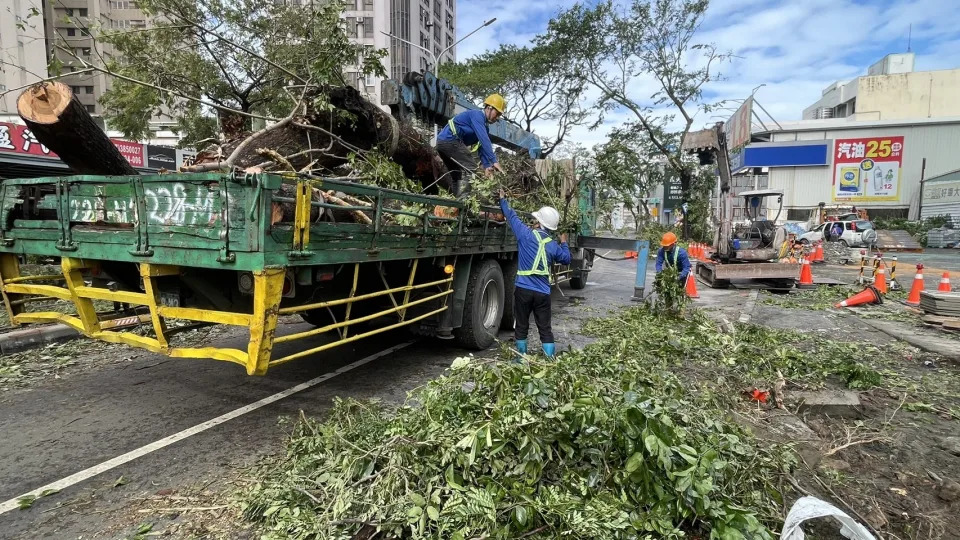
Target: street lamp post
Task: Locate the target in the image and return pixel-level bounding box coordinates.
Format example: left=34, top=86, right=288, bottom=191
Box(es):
left=381, top=17, right=495, bottom=77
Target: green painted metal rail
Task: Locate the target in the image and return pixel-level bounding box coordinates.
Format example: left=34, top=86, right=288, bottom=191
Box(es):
left=0, top=172, right=518, bottom=271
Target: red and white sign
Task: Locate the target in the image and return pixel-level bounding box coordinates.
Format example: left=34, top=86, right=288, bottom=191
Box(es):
left=111, top=139, right=144, bottom=167
left=0, top=122, right=144, bottom=168
left=832, top=135, right=904, bottom=202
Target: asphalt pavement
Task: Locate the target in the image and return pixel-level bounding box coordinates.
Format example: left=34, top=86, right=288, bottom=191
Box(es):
left=0, top=251, right=953, bottom=539
left=0, top=258, right=641, bottom=539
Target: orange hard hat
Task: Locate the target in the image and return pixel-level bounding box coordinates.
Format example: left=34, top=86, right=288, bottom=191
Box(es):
left=661, top=231, right=677, bottom=247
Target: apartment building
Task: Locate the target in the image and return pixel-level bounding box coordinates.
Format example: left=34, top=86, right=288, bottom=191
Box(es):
left=40, top=0, right=151, bottom=117
left=0, top=0, right=48, bottom=114
left=341, top=0, right=457, bottom=104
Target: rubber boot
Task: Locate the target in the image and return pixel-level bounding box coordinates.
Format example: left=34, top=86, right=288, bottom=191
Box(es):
left=542, top=343, right=556, bottom=358
left=516, top=340, right=527, bottom=354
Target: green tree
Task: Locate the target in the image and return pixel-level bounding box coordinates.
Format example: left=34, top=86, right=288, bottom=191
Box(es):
left=594, top=124, right=672, bottom=232
left=82, top=0, right=385, bottom=144
left=540, top=0, right=728, bottom=237
left=443, top=43, right=586, bottom=157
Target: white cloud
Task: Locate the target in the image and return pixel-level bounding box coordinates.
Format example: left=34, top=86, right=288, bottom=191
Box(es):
left=454, top=0, right=960, bottom=149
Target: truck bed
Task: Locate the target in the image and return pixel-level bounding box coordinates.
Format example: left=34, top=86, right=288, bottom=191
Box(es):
left=0, top=172, right=516, bottom=270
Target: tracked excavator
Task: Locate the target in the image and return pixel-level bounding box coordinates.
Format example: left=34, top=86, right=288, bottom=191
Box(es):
left=681, top=123, right=799, bottom=289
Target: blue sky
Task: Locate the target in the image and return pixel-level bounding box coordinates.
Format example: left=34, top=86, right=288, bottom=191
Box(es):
left=455, top=0, right=960, bottom=149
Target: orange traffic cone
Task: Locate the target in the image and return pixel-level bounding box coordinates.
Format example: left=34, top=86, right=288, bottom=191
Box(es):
left=798, top=257, right=815, bottom=288
left=835, top=285, right=883, bottom=308
left=811, top=242, right=825, bottom=264
left=873, top=261, right=888, bottom=294
left=625, top=251, right=638, bottom=259
left=939, top=272, right=952, bottom=292
left=905, top=264, right=924, bottom=306
left=690, top=243, right=699, bottom=260
left=685, top=272, right=700, bottom=299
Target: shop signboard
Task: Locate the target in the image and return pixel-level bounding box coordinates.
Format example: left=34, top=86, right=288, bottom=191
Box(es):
left=832, top=136, right=904, bottom=202
left=0, top=121, right=145, bottom=168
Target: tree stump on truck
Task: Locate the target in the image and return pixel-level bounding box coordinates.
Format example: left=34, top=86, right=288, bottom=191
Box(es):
left=17, top=82, right=138, bottom=176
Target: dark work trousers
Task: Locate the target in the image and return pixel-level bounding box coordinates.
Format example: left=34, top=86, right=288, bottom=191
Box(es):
left=436, top=139, right=477, bottom=198
left=514, top=286, right=554, bottom=344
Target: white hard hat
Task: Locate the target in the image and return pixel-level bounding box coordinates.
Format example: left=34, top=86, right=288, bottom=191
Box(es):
left=532, top=206, right=560, bottom=231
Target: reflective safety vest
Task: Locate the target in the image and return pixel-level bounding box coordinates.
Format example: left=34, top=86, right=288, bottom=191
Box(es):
left=447, top=119, right=481, bottom=153
left=518, top=230, right=553, bottom=278
left=663, top=247, right=680, bottom=267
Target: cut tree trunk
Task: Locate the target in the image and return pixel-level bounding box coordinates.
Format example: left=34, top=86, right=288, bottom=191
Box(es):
left=204, top=86, right=451, bottom=192
left=17, top=82, right=137, bottom=175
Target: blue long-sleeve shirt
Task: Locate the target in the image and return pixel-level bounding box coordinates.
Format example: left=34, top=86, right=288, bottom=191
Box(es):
left=437, top=109, right=498, bottom=169
left=655, top=246, right=691, bottom=280
left=500, top=198, right=571, bottom=295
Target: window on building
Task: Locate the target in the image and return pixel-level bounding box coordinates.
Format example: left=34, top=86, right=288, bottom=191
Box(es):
left=420, top=32, right=428, bottom=48
left=80, top=28, right=91, bottom=36
left=446, top=33, right=453, bottom=47
left=433, top=0, right=440, bottom=18
left=447, top=0, right=453, bottom=7
left=363, top=17, right=373, bottom=37
left=79, top=8, right=88, bottom=16
left=82, top=47, right=91, bottom=56
left=420, top=56, right=428, bottom=71
left=363, top=0, right=374, bottom=8
left=67, top=28, right=76, bottom=36
left=346, top=19, right=357, bottom=37
left=65, top=8, right=74, bottom=16
left=131, top=20, right=146, bottom=28
left=434, top=45, right=441, bottom=58
left=71, top=85, right=81, bottom=94
left=433, top=23, right=440, bottom=40
left=85, top=86, right=94, bottom=94
left=85, top=104, right=96, bottom=113
left=446, top=13, right=453, bottom=31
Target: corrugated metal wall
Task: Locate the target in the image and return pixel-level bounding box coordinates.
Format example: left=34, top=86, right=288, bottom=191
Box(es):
left=920, top=169, right=960, bottom=221
left=768, top=122, right=960, bottom=213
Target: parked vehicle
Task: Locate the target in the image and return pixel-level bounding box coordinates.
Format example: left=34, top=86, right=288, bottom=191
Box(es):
left=800, top=220, right=877, bottom=247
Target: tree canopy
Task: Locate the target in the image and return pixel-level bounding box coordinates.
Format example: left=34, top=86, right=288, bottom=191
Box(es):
left=443, top=43, right=586, bottom=157
left=85, top=0, right=385, bottom=145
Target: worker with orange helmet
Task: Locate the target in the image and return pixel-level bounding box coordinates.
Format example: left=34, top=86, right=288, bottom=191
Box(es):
left=436, top=94, right=506, bottom=198
left=655, top=232, right=691, bottom=284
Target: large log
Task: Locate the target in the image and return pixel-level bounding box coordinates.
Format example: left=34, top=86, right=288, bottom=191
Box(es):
left=207, top=86, right=451, bottom=192
left=17, top=82, right=137, bottom=175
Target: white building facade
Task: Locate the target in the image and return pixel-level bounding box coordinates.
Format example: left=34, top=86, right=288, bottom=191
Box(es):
left=342, top=0, right=457, bottom=106
left=740, top=117, right=960, bottom=220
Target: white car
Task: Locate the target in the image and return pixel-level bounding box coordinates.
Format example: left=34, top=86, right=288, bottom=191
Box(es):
left=799, top=220, right=877, bottom=247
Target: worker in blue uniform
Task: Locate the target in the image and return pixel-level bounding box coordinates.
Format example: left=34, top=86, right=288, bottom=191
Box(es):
left=655, top=232, right=691, bottom=285
left=436, top=94, right=506, bottom=198
left=499, top=188, right=571, bottom=358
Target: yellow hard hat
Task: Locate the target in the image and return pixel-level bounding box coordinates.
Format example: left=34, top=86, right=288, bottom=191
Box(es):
left=483, top=94, right=506, bottom=114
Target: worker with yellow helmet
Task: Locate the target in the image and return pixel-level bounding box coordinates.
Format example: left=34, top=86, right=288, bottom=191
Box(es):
left=655, top=232, right=691, bottom=285
left=436, top=93, right=506, bottom=198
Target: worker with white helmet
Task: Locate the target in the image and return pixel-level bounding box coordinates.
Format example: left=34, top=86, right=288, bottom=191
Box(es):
left=498, top=188, right=571, bottom=358
left=436, top=94, right=506, bottom=198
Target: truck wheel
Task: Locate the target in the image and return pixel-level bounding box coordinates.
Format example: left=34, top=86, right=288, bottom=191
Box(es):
left=454, top=258, right=504, bottom=350
left=499, top=258, right=517, bottom=330
left=570, top=272, right=587, bottom=290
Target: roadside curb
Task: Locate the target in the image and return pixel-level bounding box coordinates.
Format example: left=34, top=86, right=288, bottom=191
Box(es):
left=857, top=317, right=960, bottom=362
left=0, top=324, right=79, bottom=355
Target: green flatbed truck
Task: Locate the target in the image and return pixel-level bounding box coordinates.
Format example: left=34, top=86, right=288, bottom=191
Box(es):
left=0, top=172, right=600, bottom=374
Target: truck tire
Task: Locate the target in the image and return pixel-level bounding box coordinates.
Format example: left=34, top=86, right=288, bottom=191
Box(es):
left=570, top=272, right=587, bottom=290
left=499, top=258, right=517, bottom=331
left=454, top=258, right=504, bottom=350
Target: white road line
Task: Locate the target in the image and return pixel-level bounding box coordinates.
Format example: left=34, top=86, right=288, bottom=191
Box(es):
left=0, top=341, right=415, bottom=516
